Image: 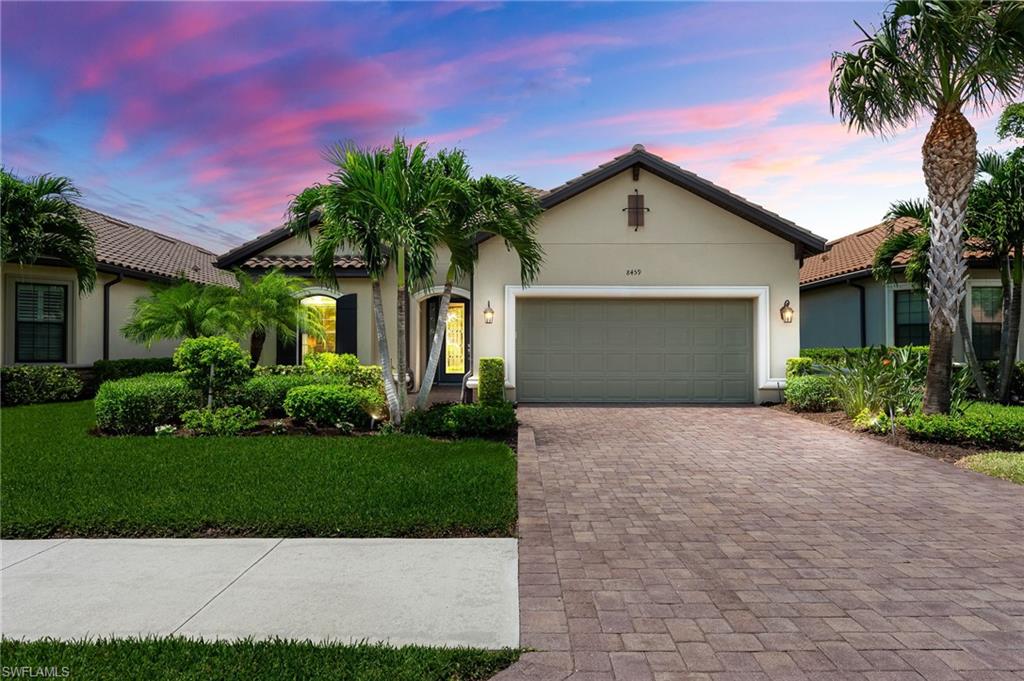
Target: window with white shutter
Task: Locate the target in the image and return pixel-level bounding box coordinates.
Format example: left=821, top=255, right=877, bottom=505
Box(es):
left=15, top=283, right=68, bottom=362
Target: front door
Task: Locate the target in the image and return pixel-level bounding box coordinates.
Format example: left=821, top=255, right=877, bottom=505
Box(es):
left=426, top=296, right=469, bottom=385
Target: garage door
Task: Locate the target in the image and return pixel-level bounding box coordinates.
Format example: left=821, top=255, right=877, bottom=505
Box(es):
left=515, top=299, right=753, bottom=403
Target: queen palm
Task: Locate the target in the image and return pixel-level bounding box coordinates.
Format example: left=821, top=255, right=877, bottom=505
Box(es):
left=122, top=280, right=234, bottom=346
left=289, top=138, right=446, bottom=425
left=415, top=151, right=543, bottom=409
left=830, top=0, right=1024, bottom=413
left=1, top=169, right=97, bottom=293
left=229, top=268, right=325, bottom=364
left=872, top=200, right=990, bottom=397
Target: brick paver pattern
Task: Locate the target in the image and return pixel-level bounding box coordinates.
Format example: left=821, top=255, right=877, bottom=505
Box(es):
left=512, top=406, right=1024, bottom=681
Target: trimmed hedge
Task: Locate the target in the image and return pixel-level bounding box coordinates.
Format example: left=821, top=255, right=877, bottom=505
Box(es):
left=899, top=402, right=1024, bottom=450
left=182, top=406, right=261, bottom=436
left=304, top=352, right=383, bottom=389
left=95, top=373, right=197, bottom=434
left=234, top=374, right=335, bottom=418
left=401, top=402, right=517, bottom=440
left=478, top=357, right=505, bottom=406
left=785, top=357, right=813, bottom=379
left=800, top=345, right=929, bottom=366
left=93, top=357, right=176, bottom=385
left=1, top=365, right=83, bottom=406
left=784, top=375, right=837, bottom=412
left=283, top=384, right=380, bottom=429
left=174, top=337, right=252, bottom=406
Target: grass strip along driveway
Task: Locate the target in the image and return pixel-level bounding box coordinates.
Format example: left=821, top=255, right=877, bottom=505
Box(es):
left=0, top=638, right=520, bottom=681
left=1, top=402, right=517, bottom=539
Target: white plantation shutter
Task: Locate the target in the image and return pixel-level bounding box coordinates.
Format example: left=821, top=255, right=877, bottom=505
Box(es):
left=15, top=283, right=68, bottom=362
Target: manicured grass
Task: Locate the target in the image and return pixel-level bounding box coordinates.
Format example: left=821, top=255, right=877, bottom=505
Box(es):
left=0, top=637, right=520, bottom=681
left=0, top=401, right=516, bottom=538
left=956, top=451, right=1024, bottom=485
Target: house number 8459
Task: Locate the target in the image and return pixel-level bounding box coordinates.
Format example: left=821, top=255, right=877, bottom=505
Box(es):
left=625, top=268, right=642, bottom=276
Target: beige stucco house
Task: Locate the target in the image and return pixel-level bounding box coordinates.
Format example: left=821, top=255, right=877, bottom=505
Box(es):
left=217, top=145, right=827, bottom=403
left=5, top=145, right=826, bottom=403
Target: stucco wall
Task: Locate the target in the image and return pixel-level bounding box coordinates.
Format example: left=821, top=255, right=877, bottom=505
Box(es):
left=471, top=168, right=804, bottom=402
left=2, top=263, right=177, bottom=366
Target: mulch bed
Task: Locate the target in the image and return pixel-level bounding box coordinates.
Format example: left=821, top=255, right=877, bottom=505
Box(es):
left=770, top=404, right=986, bottom=463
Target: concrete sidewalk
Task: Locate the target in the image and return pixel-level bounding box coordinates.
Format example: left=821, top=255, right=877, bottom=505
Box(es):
left=1, top=538, right=518, bottom=648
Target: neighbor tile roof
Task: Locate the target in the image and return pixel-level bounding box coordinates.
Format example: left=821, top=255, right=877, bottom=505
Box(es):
left=79, top=206, right=236, bottom=287
left=242, top=254, right=367, bottom=270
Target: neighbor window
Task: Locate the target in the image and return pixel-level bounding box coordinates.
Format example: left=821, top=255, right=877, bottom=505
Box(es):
left=15, top=282, right=68, bottom=363
left=971, top=286, right=1002, bottom=362
left=894, top=289, right=929, bottom=346
left=300, top=295, right=336, bottom=360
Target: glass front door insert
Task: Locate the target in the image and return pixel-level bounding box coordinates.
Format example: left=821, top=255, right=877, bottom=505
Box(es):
left=301, top=295, right=336, bottom=360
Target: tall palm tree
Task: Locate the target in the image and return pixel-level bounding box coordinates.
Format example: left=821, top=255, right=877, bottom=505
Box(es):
left=288, top=138, right=447, bottom=424
left=122, top=280, right=234, bottom=346
left=229, top=268, right=325, bottom=364
left=968, top=146, right=1024, bottom=401
left=415, top=151, right=544, bottom=409
left=1, top=169, right=97, bottom=293
left=830, top=0, right=1024, bottom=413
left=872, top=200, right=990, bottom=397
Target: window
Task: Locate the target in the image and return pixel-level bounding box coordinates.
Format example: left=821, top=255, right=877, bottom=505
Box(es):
left=894, top=289, right=929, bottom=346
left=300, top=295, right=336, bottom=360
left=971, top=286, right=1002, bottom=362
left=15, top=283, right=68, bottom=363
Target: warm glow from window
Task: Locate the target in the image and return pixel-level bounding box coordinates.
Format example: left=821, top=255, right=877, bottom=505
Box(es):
left=445, top=302, right=465, bottom=374
left=301, top=295, right=336, bottom=359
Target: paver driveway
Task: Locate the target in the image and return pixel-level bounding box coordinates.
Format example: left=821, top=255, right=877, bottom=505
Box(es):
left=503, top=406, right=1024, bottom=681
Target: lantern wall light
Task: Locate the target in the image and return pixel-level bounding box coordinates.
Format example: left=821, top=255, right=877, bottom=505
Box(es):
left=780, top=299, right=795, bottom=324
left=483, top=301, right=495, bottom=324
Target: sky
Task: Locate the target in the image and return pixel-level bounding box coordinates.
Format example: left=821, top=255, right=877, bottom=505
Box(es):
left=0, top=1, right=1013, bottom=252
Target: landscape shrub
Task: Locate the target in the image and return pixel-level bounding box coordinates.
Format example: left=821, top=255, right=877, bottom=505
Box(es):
left=980, top=361, right=1024, bottom=402
left=283, top=383, right=379, bottom=429
left=233, top=374, right=336, bottom=417
left=252, top=364, right=309, bottom=376
left=94, top=373, right=196, bottom=434
left=402, top=402, right=517, bottom=440
left=899, top=402, right=1024, bottom=450
left=173, top=336, right=252, bottom=406
left=826, top=346, right=928, bottom=418
left=801, top=345, right=928, bottom=367
left=853, top=407, right=892, bottom=434
left=92, top=357, right=175, bottom=385
left=784, top=375, right=837, bottom=412
left=304, top=352, right=385, bottom=403
left=182, top=406, right=260, bottom=436
left=1, top=365, right=83, bottom=406
left=785, top=357, right=813, bottom=379
left=477, top=357, right=506, bottom=405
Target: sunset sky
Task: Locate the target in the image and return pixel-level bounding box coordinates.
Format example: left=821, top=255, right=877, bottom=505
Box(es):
left=1, top=1, right=1012, bottom=251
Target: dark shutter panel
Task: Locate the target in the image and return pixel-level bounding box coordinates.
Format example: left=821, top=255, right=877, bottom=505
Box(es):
left=337, top=293, right=358, bottom=356
left=627, top=194, right=645, bottom=227
left=275, top=330, right=297, bottom=365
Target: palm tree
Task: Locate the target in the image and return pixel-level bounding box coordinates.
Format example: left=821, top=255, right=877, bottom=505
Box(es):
left=830, top=0, right=1024, bottom=413
left=229, top=268, right=325, bottom=364
left=1, top=169, right=97, bottom=293
left=968, top=146, right=1024, bottom=401
left=415, top=151, right=543, bottom=409
left=288, top=138, right=447, bottom=424
left=872, top=200, right=991, bottom=397
left=122, top=280, right=234, bottom=346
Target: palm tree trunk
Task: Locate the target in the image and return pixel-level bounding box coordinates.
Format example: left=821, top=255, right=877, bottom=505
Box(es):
left=395, top=247, right=408, bottom=414
left=958, top=300, right=989, bottom=400
left=921, top=109, right=975, bottom=414
left=371, top=277, right=401, bottom=424
left=249, top=329, right=266, bottom=366
left=417, top=277, right=454, bottom=411
left=997, top=251, right=1022, bottom=402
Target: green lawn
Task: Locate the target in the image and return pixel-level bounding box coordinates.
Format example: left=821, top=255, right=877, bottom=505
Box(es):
left=956, top=451, right=1024, bottom=485
left=0, top=401, right=516, bottom=538
left=0, top=638, right=520, bottom=681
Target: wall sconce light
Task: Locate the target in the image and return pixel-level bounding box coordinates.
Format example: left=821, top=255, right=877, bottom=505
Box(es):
left=483, top=301, right=495, bottom=324
left=780, top=299, right=795, bottom=324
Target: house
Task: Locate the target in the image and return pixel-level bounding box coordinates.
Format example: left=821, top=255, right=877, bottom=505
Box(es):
left=799, top=218, right=1016, bottom=361
left=1, top=207, right=235, bottom=366
left=217, top=144, right=827, bottom=403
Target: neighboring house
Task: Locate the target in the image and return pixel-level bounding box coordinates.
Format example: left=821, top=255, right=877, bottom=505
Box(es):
left=218, top=144, right=826, bottom=403
left=1, top=207, right=235, bottom=366
left=800, top=218, right=1017, bottom=361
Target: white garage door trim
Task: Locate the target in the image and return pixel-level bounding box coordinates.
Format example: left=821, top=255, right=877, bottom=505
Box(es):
left=504, top=285, right=783, bottom=393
